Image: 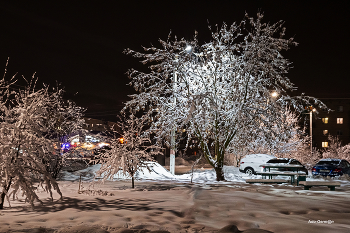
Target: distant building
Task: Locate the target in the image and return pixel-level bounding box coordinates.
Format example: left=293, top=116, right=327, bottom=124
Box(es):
left=312, top=98, right=350, bottom=150
left=83, top=117, right=118, bottom=132
left=58, top=118, right=119, bottom=158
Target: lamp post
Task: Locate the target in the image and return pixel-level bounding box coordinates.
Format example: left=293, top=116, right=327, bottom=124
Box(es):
left=169, top=45, right=193, bottom=175
left=310, top=110, right=312, bottom=153
left=303, top=106, right=316, bottom=154
left=169, top=71, right=177, bottom=175
left=267, top=91, right=278, bottom=154
left=309, top=107, right=316, bottom=154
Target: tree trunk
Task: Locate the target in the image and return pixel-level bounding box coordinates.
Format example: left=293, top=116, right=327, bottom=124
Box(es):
left=0, top=178, right=12, bottom=209
left=214, top=166, right=225, bottom=181
left=131, top=176, right=135, bottom=189
left=0, top=192, right=6, bottom=210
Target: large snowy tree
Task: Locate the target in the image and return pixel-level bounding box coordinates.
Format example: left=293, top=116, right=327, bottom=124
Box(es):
left=124, top=13, right=327, bottom=181
left=0, top=74, right=85, bottom=209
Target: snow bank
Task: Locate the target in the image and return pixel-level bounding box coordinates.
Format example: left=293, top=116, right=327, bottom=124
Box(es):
left=60, top=162, right=175, bottom=181
left=60, top=162, right=246, bottom=183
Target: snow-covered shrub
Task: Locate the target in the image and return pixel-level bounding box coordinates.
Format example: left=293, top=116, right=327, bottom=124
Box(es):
left=322, top=135, right=350, bottom=161
left=96, top=114, right=162, bottom=188
left=0, top=71, right=84, bottom=209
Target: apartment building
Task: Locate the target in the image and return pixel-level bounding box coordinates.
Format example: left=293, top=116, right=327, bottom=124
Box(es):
left=312, top=98, right=350, bottom=150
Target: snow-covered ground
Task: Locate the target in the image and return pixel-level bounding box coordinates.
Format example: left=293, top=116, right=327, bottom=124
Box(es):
left=1, top=162, right=350, bottom=233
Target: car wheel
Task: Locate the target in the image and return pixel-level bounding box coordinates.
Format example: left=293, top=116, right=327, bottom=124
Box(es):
left=245, top=167, right=255, bottom=175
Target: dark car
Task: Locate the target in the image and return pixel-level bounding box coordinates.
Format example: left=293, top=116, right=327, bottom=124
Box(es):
left=312, top=159, right=350, bottom=177
left=264, top=158, right=309, bottom=175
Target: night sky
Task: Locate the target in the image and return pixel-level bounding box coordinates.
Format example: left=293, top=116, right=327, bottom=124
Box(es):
left=1, top=1, right=349, bottom=121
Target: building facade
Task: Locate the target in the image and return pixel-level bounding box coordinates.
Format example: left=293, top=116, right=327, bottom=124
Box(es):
left=84, top=117, right=118, bottom=132
left=312, top=98, right=350, bottom=150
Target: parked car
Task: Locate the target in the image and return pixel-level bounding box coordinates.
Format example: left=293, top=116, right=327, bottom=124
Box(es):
left=312, top=158, right=350, bottom=177
left=239, top=154, right=276, bottom=175
left=263, top=158, right=309, bottom=175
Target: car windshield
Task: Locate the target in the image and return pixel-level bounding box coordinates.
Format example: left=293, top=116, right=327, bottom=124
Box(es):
left=267, top=159, right=289, bottom=163
left=316, top=161, right=340, bottom=166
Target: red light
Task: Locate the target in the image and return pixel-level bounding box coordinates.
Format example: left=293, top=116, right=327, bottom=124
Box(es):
left=334, top=168, right=342, bottom=172
left=312, top=167, right=316, bottom=172
left=240, top=162, right=244, bottom=164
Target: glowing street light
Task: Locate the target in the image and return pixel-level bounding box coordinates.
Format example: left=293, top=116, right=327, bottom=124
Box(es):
left=185, top=45, right=192, bottom=53
left=266, top=91, right=278, bottom=106
left=271, top=91, right=278, bottom=98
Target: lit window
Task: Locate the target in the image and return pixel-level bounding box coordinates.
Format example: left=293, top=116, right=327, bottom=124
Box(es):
left=338, top=106, right=344, bottom=112
left=323, top=130, right=328, bottom=135
left=322, top=118, right=328, bottom=124
left=322, top=142, right=328, bottom=148
left=337, top=118, right=343, bottom=124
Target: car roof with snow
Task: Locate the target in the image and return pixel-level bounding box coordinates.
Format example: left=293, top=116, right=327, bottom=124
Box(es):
left=243, top=154, right=275, bottom=159
left=319, top=158, right=342, bottom=162
left=266, top=158, right=291, bottom=163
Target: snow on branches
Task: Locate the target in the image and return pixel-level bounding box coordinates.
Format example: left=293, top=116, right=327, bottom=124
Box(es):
left=124, top=12, right=328, bottom=181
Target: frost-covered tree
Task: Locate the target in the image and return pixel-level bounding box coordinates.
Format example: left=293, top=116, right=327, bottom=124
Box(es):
left=292, top=142, right=321, bottom=169
left=124, top=12, right=327, bottom=181
left=0, top=73, right=85, bottom=209
left=226, top=108, right=306, bottom=165
left=96, top=114, right=162, bottom=188
left=255, top=109, right=306, bottom=157
left=322, top=135, right=350, bottom=161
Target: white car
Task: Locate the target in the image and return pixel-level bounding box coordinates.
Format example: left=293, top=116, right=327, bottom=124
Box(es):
left=239, top=154, right=276, bottom=175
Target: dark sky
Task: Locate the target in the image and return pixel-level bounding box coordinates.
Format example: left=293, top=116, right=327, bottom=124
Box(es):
left=1, top=1, right=349, bottom=121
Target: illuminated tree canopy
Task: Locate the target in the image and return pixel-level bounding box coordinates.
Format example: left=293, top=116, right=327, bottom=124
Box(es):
left=124, top=13, right=327, bottom=181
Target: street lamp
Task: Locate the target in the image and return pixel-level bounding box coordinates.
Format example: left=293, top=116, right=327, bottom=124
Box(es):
left=170, top=45, right=193, bottom=175
left=169, top=71, right=177, bottom=175
left=303, top=106, right=316, bottom=154
left=271, top=91, right=278, bottom=98
left=266, top=91, right=278, bottom=106
left=185, top=45, right=193, bottom=53
left=309, top=107, right=316, bottom=154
